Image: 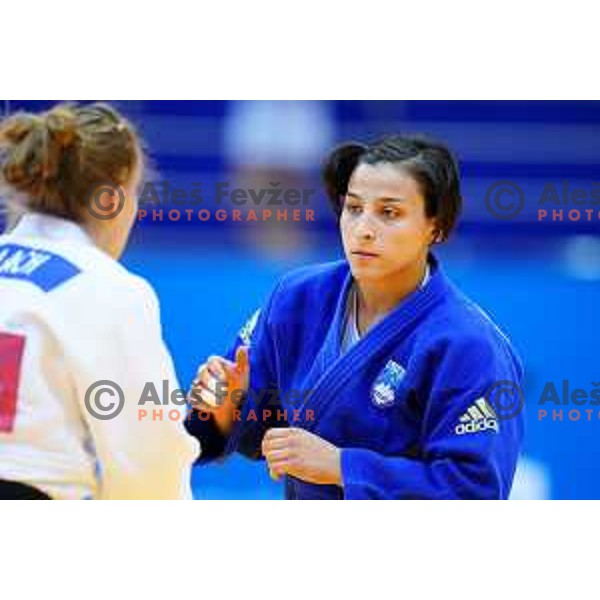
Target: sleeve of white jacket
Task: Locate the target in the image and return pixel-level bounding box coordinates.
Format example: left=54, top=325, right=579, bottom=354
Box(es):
left=79, top=278, right=200, bottom=499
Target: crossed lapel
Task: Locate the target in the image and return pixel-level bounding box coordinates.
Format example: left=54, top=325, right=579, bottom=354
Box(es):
left=298, top=257, right=448, bottom=431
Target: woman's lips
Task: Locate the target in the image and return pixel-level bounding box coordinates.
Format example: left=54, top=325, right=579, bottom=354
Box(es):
left=352, top=250, right=380, bottom=259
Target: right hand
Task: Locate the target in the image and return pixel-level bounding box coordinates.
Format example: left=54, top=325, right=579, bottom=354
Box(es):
left=188, top=346, right=250, bottom=413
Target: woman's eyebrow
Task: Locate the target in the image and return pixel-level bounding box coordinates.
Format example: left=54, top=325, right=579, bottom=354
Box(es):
left=379, top=197, right=407, bottom=204
left=345, top=191, right=363, bottom=200
left=346, top=191, right=407, bottom=203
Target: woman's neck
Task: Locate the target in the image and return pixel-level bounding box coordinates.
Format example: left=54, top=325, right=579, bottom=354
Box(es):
left=355, top=255, right=429, bottom=334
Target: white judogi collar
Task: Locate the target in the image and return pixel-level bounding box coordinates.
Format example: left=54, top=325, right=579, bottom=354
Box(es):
left=9, top=212, right=95, bottom=248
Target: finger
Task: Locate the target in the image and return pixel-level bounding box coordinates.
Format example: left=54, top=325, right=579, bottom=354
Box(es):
left=263, top=449, right=291, bottom=463
left=268, top=467, right=281, bottom=481
left=191, top=365, right=208, bottom=389
left=235, top=345, right=250, bottom=374
left=206, top=355, right=235, bottom=367
left=264, top=427, right=293, bottom=443
left=194, top=362, right=207, bottom=379
left=200, top=366, right=231, bottom=397
left=267, top=460, right=287, bottom=480
left=192, top=381, right=223, bottom=408
left=268, top=459, right=291, bottom=479
left=187, top=387, right=217, bottom=412
left=205, top=357, right=229, bottom=380
left=196, top=359, right=223, bottom=378
left=203, top=362, right=223, bottom=381
left=190, top=397, right=219, bottom=413
left=199, top=371, right=223, bottom=395
left=203, top=356, right=236, bottom=380
left=192, top=368, right=225, bottom=397
left=262, top=436, right=291, bottom=455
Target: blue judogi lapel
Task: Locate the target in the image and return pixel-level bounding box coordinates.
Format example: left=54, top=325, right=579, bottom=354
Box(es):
left=298, top=256, right=448, bottom=431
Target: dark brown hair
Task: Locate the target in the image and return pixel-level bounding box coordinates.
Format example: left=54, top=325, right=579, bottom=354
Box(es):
left=0, top=102, right=141, bottom=222
left=322, top=134, right=463, bottom=242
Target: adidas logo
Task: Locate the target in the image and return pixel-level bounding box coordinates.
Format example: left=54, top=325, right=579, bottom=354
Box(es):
left=455, top=397, right=499, bottom=435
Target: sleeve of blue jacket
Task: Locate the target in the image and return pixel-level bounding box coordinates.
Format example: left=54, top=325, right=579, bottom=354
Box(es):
left=225, top=297, right=288, bottom=459
left=340, top=334, right=524, bottom=499
left=186, top=288, right=284, bottom=463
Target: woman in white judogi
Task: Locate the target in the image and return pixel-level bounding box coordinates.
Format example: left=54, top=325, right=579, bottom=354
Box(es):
left=0, top=103, right=198, bottom=499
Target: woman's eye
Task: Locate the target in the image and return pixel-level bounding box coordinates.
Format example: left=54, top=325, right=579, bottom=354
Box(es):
left=345, top=204, right=362, bottom=215
left=382, top=207, right=400, bottom=219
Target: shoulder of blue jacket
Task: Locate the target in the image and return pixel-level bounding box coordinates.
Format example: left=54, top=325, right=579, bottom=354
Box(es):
left=418, top=283, right=523, bottom=373
left=272, top=260, right=348, bottom=300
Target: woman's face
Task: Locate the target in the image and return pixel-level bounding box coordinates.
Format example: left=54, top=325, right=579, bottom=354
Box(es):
left=340, top=162, right=438, bottom=282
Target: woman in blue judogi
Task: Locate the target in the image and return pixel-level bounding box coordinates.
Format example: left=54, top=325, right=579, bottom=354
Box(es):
left=187, top=135, right=524, bottom=500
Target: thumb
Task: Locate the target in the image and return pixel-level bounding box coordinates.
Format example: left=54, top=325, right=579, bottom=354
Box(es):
left=235, top=345, right=249, bottom=374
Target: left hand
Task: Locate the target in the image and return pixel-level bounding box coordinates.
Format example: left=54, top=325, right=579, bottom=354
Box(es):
left=261, top=427, right=342, bottom=486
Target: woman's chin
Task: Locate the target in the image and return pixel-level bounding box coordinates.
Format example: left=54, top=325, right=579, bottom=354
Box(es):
left=348, top=260, right=383, bottom=281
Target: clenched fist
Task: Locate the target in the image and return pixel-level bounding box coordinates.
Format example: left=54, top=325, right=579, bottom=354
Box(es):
left=261, top=427, right=342, bottom=486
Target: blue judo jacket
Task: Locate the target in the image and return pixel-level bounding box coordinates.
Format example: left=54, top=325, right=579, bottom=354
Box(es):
left=187, top=255, right=524, bottom=499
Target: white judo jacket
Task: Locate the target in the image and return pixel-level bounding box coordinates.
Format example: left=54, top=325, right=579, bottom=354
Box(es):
left=0, top=212, right=200, bottom=499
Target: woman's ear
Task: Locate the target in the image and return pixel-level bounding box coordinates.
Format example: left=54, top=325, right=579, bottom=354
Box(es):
left=427, top=219, right=443, bottom=245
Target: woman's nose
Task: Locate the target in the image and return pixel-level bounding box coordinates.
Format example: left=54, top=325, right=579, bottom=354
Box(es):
left=354, top=213, right=376, bottom=240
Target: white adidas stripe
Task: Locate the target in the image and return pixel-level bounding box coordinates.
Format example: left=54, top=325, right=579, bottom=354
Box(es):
left=476, top=397, right=497, bottom=419
left=460, top=398, right=497, bottom=423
